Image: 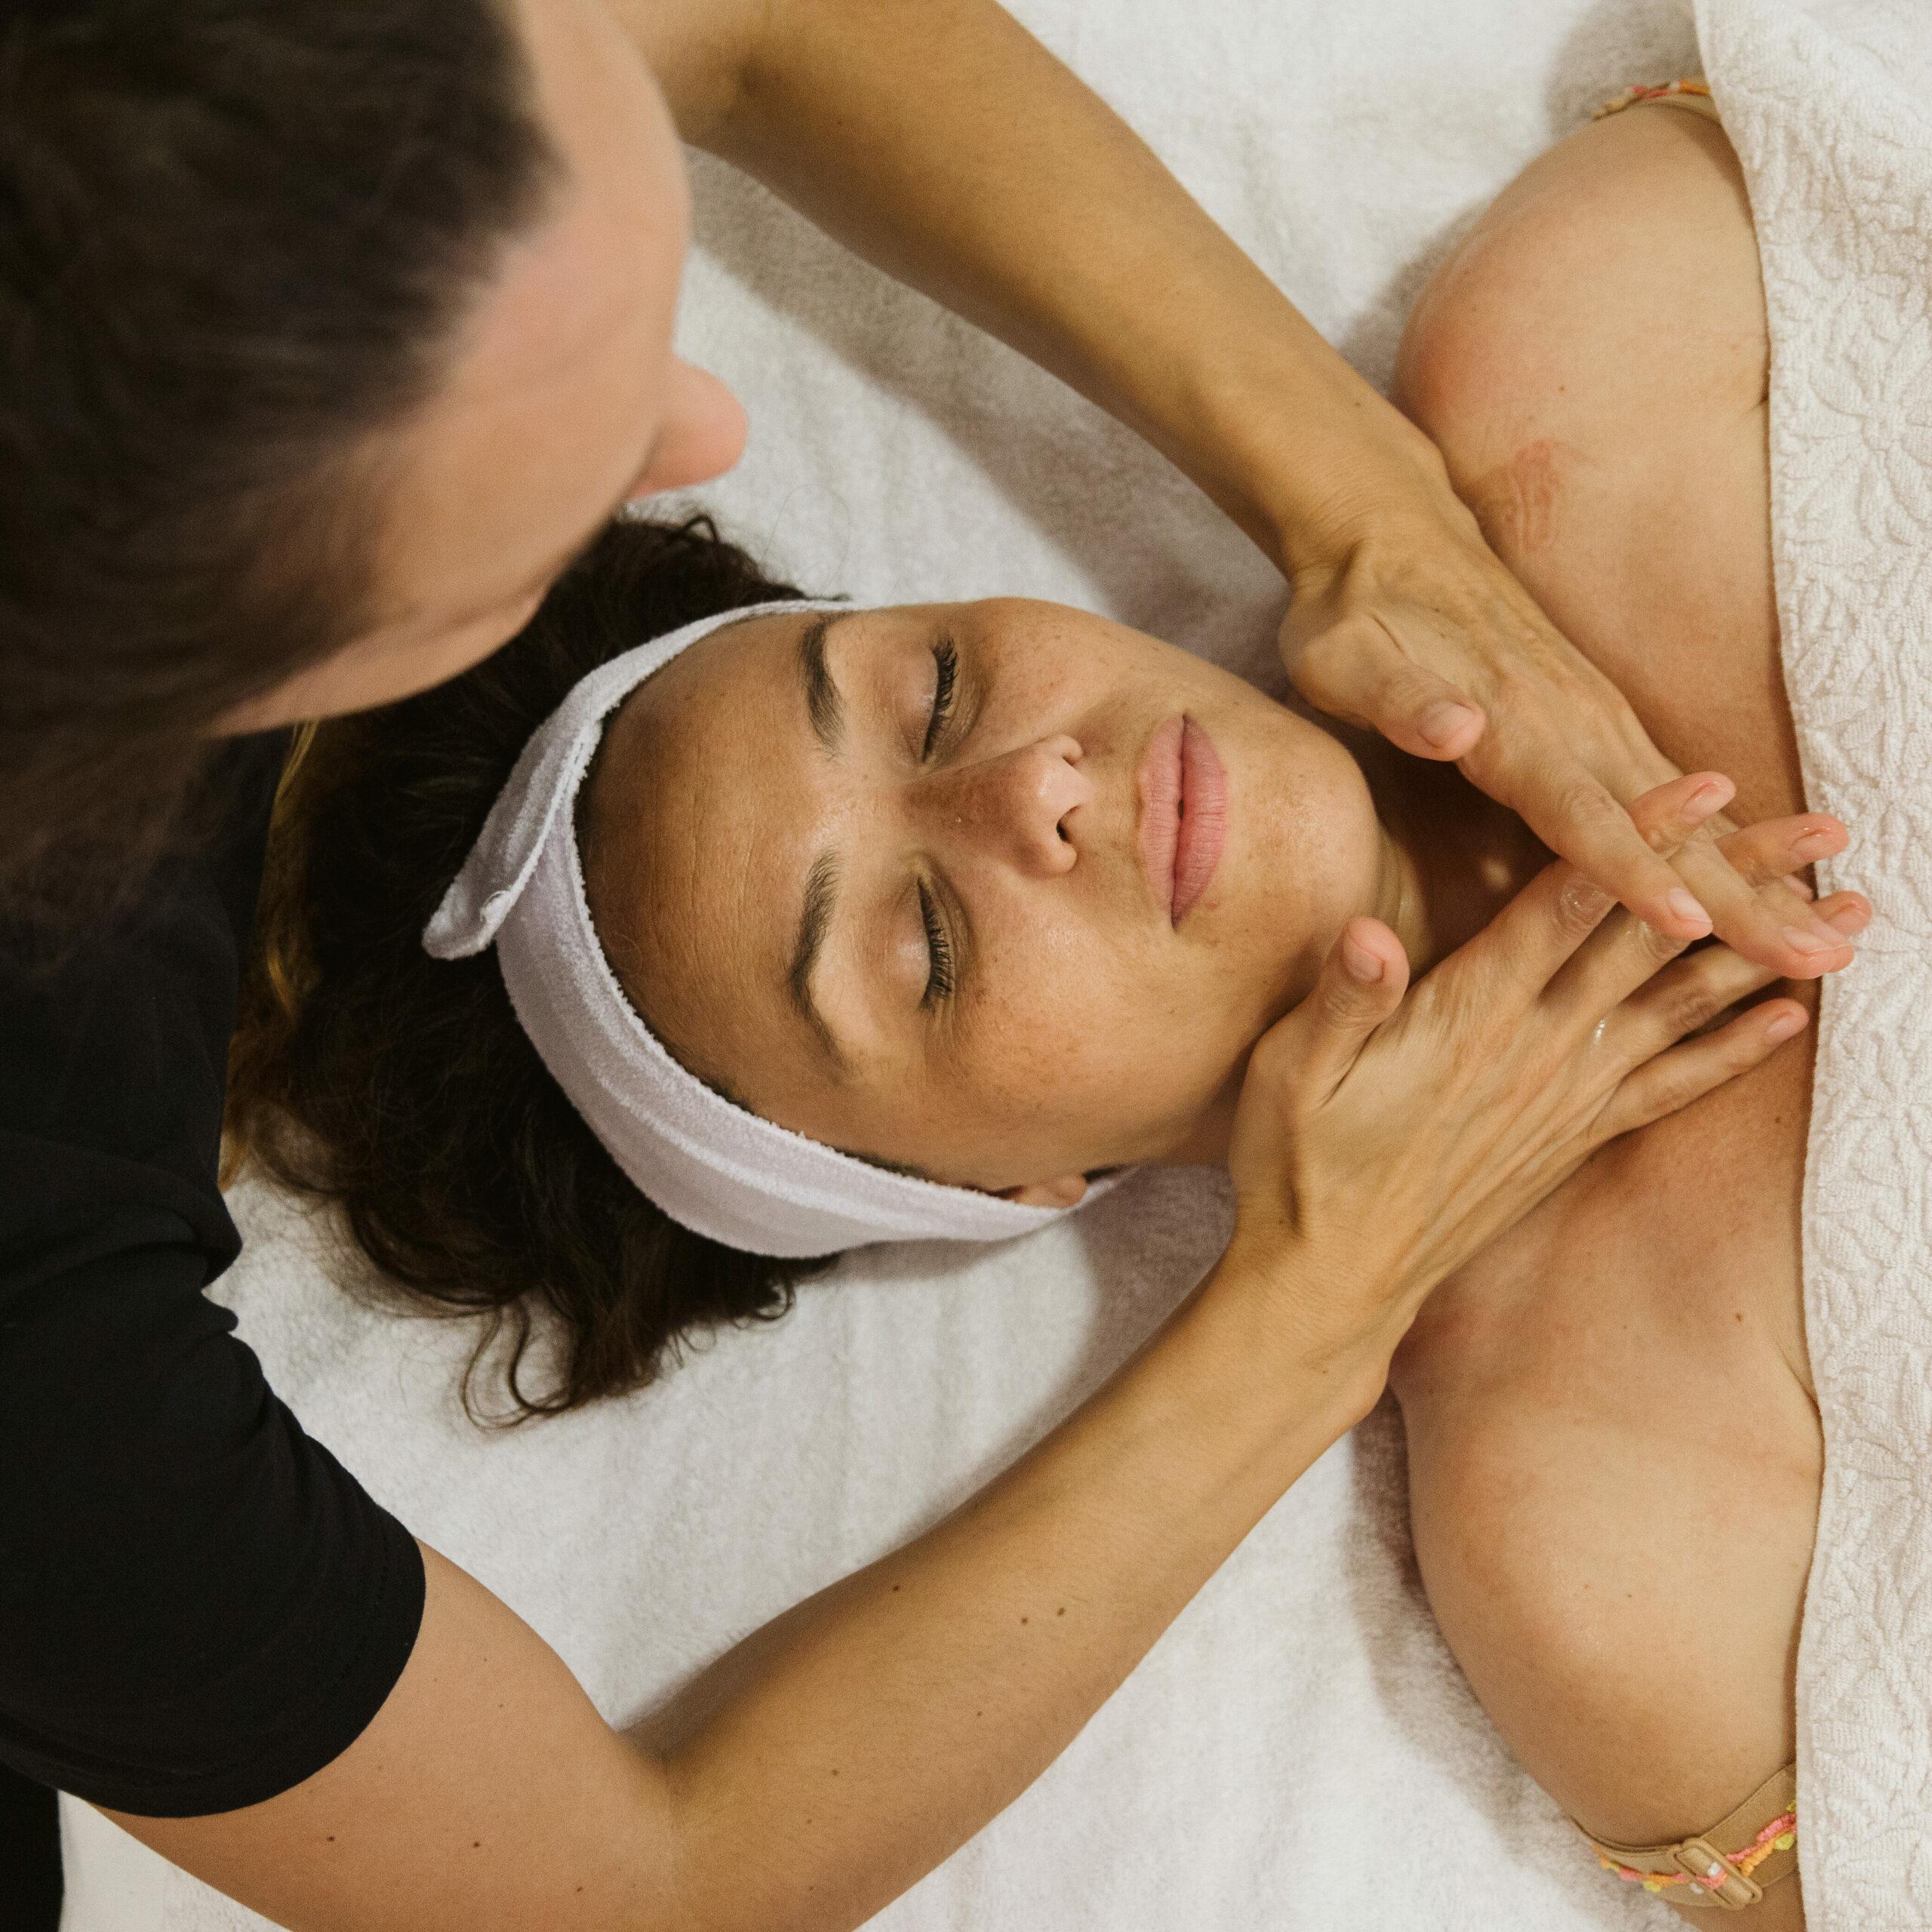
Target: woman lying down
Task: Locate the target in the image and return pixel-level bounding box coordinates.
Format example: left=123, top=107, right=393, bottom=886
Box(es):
left=234, top=95, right=1855, bottom=1924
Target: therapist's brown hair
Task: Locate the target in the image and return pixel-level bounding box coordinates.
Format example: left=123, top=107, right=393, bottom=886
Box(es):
left=0, top=2, right=555, bottom=921
left=229, top=515, right=835, bottom=1423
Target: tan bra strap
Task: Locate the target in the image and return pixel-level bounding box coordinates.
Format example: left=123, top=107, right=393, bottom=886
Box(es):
left=1593, top=79, right=1720, bottom=125
left=1579, top=1763, right=1798, bottom=1912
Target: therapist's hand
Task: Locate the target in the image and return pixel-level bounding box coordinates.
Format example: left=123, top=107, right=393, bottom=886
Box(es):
left=1275, top=493, right=1844, bottom=981
left=1222, top=774, right=1864, bottom=1380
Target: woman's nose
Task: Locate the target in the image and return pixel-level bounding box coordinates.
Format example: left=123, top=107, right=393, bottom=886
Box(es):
left=924, top=734, right=1093, bottom=876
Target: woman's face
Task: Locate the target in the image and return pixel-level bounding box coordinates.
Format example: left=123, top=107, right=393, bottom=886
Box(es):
left=582, top=600, right=1391, bottom=1199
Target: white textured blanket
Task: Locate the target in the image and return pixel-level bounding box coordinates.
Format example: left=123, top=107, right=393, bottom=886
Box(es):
left=1698, top=3, right=1932, bottom=1926
left=67, top=0, right=1930, bottom=1926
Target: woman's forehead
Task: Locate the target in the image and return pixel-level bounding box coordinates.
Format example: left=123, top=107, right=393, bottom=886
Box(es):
left=583, top=614, right=824, bottom=1060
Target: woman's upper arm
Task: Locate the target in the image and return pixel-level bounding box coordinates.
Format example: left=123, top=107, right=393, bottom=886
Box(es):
left=106, top=1543, right=685, bottom=1932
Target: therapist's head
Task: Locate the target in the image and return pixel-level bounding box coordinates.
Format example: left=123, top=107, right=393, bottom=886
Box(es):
left=0, top=0, right=743, bottom=912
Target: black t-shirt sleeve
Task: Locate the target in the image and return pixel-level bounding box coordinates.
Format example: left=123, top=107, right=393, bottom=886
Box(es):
left=0, top=740, right=426, bottom=1817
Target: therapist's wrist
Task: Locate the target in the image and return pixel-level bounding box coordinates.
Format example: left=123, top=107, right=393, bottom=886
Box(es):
left=1173, top=321, right=1460, bottom=583
left=1195, top=1232, right=1399, bottom=1436
left=1267, top=412, right=1480, bottom=588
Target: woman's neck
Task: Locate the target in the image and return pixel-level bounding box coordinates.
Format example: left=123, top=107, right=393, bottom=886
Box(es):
left=1359, top=734, right=1549, bottom=975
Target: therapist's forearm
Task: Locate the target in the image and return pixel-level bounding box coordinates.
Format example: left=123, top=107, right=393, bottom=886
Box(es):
left=631, top=0, right=1441, bottom=575
left=649, top=1254, right=1377, bottom=1932
left=119, top=1246, right=1377, bottom=1932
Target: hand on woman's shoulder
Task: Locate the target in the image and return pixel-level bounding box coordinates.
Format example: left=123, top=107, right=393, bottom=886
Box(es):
left=1395, top=100, right=1793, bottom=825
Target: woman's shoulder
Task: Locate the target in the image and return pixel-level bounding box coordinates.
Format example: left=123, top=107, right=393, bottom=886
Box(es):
left=1393, top=99, right=1798, bottom=822
left=1395, top=98, right=1768, bottom=461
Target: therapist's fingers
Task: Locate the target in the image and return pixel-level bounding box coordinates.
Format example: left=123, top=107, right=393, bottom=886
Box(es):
left=1613, top=890, right=1867, bottom=1054
left=1463, top=773, right=1734, bottom=1006
left=1596, top=999, right=1810, bottom=1144
left=1273, top=481, right=1835, bottom=964
left=1291, top=606, right=1490, bottom=761
left=1703, top=811, right=1848, bottom=888
left=1555, top=833, right=1860, bottom=1024
left=1594, top=892, right=1867, bottom=1141
left=1667, top=826, right=1854, bottom=978
left=1460, top=721, right=1720, bottom=940
left=1223, top=919, right=1412, bottom=1242
left=1254, top=918, right=1411, bottom=1106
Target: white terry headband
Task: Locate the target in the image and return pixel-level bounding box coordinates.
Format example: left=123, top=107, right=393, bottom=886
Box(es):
left=423, top=599, right=1105, bottom=1259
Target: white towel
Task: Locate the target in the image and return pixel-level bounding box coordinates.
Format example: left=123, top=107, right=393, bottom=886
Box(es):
left=60, top=1, right=1731, bottom=1926
left=1697, top=3, right=1932, bottom=1926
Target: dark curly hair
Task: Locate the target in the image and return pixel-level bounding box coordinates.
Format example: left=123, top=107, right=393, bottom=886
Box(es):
left=228, top=515, right=835, bottom=1422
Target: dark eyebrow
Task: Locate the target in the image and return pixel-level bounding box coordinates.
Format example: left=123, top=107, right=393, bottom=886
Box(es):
left=788, top=849, right=849, bottom=1071
left=798, top=613, right=847, bottom=754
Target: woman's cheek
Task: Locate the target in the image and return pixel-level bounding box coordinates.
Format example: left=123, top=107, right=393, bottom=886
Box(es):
left=1224, top=780, right=1377, bottom=1020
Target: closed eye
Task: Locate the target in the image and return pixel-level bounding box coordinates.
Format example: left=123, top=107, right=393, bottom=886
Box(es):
left=922, top=637, right=958, bottom=760
left=918, top=878, right=956, bottom=1006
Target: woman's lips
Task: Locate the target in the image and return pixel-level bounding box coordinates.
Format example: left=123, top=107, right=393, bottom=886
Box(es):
left=1174, top=718, right=1228, bottom=922
left=1137, top=714, right=1228, bottom=926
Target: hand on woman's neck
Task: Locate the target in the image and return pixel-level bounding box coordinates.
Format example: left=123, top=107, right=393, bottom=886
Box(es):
left=1151, top=735, right=1547, bottom=1177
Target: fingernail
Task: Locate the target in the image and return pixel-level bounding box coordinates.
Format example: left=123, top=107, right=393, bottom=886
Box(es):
left=1792, top=829, right=1839, bottom=861
left=1684, top=779, right=1734, bottom=825
left=1783, top=924, right=1835, bottom=955
left=1342, top=934, right=1385, bottom=983
left=1417, top=702, right=1481, bottom=749
left=1666, top=888, right=1712, bottom=934
left=1827, top=903, right=1869, bottom=934
left=1764, top=1009, right=1807, bottom=1044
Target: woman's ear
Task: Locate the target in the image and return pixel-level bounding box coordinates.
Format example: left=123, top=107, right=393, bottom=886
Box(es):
left=998, top=1173, right=1089, bottom=1210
